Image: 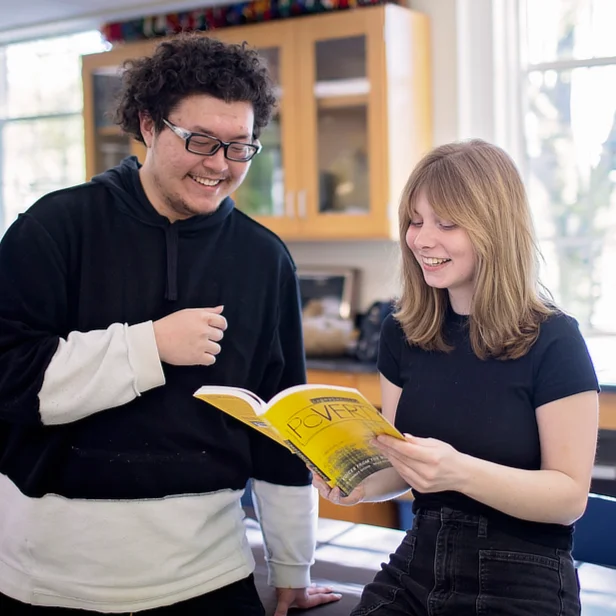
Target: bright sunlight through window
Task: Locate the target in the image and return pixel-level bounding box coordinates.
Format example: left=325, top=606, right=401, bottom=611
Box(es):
left=521, top=0, right=616, bottom=384
left=0, top=31, right=108, bottom=231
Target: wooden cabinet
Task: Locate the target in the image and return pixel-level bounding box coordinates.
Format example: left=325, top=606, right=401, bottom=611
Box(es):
left=600, top=392, right=616, bottom=430
left=81, top=4, right=432, bottom=240
left=307, top=369, right=382, bottom=406
left=82, top=51, right=147, bottom=177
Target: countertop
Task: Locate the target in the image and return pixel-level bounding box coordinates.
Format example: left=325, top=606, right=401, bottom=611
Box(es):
left=306, top=356, right=616, bottom=392
left=306, top=356, right=377, bottom=373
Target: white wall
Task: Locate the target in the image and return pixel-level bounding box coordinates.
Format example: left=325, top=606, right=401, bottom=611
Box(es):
left=290, top=0, right=499, bottom=311
left=289, top=239, right=402, bottom=311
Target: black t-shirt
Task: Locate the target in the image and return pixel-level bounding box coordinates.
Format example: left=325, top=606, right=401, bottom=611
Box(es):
left=378, top=306, right=599, bottom=548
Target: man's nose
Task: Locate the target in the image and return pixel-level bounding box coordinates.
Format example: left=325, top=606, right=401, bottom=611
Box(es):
left=201, top=147, right=228, bottom=174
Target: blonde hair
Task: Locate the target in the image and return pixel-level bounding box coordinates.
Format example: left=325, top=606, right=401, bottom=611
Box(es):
left=396, top=139, right=553, bottom=360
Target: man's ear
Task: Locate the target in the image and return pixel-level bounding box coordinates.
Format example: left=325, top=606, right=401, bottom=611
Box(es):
left=139, top=112, right=156, bottom=148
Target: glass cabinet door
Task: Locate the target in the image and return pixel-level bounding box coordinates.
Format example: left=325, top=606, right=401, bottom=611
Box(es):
left=233, top=47, right=286, bottom=218
left=89, top=68, right=132, bottom=176
left=83, top=41, right=160, bottom=179
left=216, top=23, right=299, bottom=236
left=297, top=9, right=386, bottom=238
left=314, top=35, right=370, bottom=216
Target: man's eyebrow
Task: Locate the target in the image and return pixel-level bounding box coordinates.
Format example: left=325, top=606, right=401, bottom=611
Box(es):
left=191, top=125, right=252, bottom=141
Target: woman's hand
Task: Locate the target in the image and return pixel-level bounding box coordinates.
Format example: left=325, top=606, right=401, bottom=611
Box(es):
left=374, top=433, right=463, bottom=493
left=312, top=475, right=365, bottom=506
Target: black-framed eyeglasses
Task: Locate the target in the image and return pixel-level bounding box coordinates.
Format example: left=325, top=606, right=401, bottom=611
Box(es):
left=162, top=118, right=262, bottom=162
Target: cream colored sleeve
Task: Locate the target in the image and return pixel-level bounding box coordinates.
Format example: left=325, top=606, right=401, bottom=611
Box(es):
left=251, top=479, right=318, bottom=589
left=38, top=321, right=165, bottom=425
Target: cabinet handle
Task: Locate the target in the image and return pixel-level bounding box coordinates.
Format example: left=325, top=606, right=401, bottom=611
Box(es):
left=298, top=190, right=307, bottom=218
left=285, top=191, right=295, bottom=217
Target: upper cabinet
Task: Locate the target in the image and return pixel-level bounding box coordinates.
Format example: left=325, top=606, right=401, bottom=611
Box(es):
left=82, top=4, right=432, bottom=240
left=82, top=43, right=149, bottom=176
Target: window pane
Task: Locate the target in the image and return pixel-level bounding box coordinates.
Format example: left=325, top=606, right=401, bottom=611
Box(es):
left=0, top=31, right=106, bottom=119
left=524, top=65, right=616, bottom=333
left=524, top=0, right=616, bottom=64
left=2, top=115, right=86, bottom=226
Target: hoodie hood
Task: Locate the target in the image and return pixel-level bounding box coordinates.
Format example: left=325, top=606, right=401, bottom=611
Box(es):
left=91, top=156, right=235, bottom=301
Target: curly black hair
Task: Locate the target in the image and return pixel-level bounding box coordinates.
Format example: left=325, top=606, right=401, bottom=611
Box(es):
left=114, top=33, right=277, bottom=141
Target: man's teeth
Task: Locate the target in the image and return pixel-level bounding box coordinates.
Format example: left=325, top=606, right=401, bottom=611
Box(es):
left=190, top=175, right=221, bottom=186
left=423, top=257, right=451, bottom=265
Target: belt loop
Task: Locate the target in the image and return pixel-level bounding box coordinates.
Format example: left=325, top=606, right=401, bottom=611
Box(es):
left=478, top=515, right=488, bottom=538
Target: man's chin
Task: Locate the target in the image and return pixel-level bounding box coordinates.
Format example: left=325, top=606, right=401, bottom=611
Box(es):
left=182, top=197, right=223, bottom=217
left=195, top=201, right=222, bottom=216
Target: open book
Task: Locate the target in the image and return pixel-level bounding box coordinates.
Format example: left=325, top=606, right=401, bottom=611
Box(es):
left=194, top=383, right=404, bottom=496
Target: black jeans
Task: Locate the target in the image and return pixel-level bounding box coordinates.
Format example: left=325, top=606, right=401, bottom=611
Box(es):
left=351, top=507, right=581, bottom=616
left=0, top=574, right=265, bottom=615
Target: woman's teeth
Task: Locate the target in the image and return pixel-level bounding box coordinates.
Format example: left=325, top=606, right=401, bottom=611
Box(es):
left=423, top=257, right=451, bottom=265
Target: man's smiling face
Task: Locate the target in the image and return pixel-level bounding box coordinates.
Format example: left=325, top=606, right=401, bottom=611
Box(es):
left=139, top=93, right=256, bottom=221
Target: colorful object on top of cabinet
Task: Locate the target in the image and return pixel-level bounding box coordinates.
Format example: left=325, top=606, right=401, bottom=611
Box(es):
left=101, top=0, right=400, bottom=45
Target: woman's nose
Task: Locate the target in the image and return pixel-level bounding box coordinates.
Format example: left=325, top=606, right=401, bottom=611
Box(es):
left=414, top=224, right=437, bottom=249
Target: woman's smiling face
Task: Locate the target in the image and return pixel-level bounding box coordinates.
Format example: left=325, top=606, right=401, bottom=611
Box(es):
left=406, top=189, right=477, bottom=314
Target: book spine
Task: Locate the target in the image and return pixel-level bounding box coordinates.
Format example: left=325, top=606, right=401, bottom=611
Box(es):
left=284, top=440, right=332, bottom=486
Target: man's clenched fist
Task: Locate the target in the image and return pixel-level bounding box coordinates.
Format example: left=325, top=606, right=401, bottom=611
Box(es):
left=153, top=305, right=227, bottom=366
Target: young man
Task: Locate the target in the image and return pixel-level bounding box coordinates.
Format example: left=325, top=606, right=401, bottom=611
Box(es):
left=0, top=34, right=339, bottom=615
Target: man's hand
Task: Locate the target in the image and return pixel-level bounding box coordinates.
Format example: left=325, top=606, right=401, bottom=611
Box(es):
left=153, top=305, right=227, bottom=366
left=274, top=585, right=342, bottom=616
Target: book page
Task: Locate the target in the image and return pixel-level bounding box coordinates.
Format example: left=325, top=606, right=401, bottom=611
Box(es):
left=263, top=385, right=404, bottom=495
left=194, top=388, right=289, bottom=449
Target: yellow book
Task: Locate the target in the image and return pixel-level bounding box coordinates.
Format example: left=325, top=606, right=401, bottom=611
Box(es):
left=194, top=383, right=404, bottom=496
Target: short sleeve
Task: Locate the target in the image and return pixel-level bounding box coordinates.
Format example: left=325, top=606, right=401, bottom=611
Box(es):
left=533, top=313, right=600, bottom=409
left=377, top=313, right=405, bottom=387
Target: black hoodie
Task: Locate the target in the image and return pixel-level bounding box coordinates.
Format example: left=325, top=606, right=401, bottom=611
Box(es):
left=0, top=156, right=310, bottom=500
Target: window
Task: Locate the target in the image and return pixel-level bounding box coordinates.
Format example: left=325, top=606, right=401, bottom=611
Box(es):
left=0, top=31, right=107, bottom=231
left=520, top=0, right=616, bottom=384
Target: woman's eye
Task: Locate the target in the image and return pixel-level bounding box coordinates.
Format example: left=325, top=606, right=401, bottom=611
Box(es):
left=439, top=223, right=458, bottom=230
left=409, top=221, right=423, bottom=227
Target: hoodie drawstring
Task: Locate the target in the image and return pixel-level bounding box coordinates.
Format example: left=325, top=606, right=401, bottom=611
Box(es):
left=164, top=225, right=179, bottom=301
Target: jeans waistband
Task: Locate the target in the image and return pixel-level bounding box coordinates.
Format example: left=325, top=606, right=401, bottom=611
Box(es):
left=415, top=506, right=489, bottom=538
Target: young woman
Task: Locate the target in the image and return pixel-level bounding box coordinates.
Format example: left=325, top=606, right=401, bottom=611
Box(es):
left=315, top=140, right=599, bottom=615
